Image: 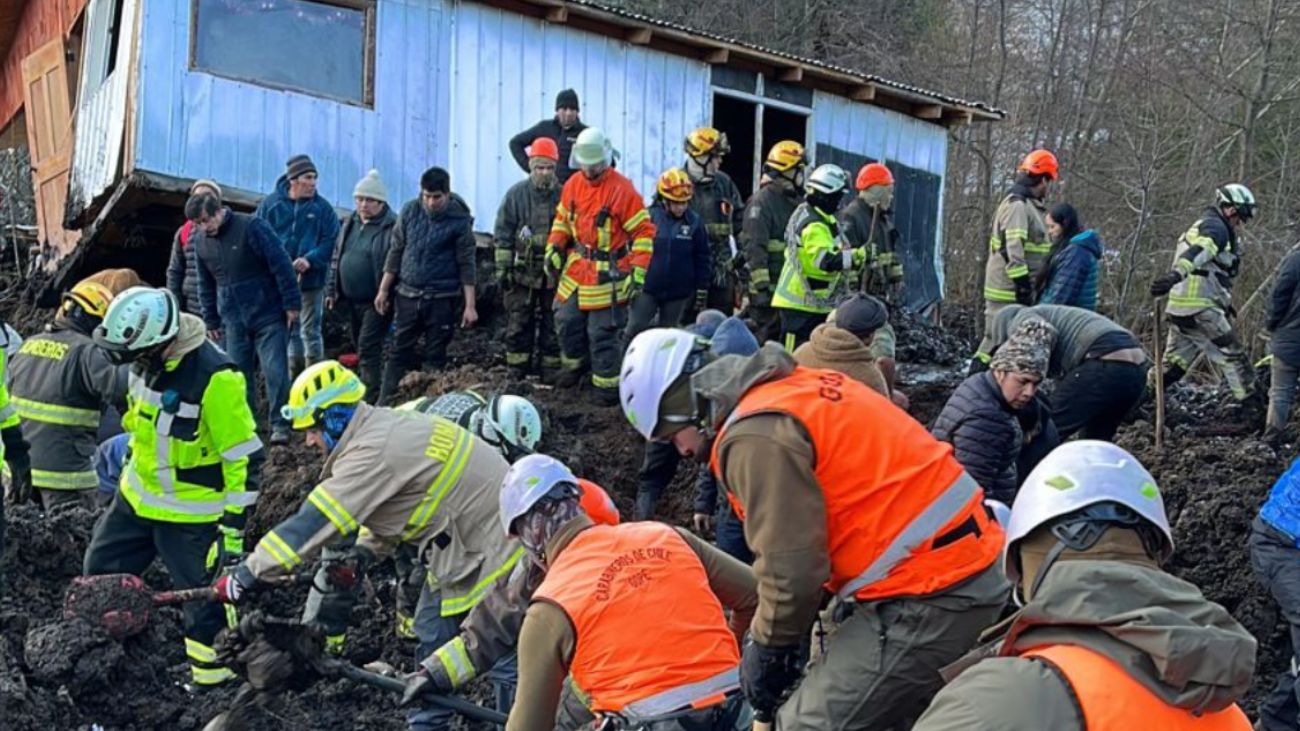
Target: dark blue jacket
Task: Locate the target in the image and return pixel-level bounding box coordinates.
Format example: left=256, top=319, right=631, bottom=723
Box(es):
left=384, top=195, right=477, bottom=297
left=644, top=204, right=710, bottom=301
left=254, top=175, right=340, bottom=291
left=1268, top=245, right=1300, bottom=368
left=195, top=210, right=303, bottom=331
left=1039, top=229, right=1103, bottom=310
left=931, top=372, right=1021, bottom=504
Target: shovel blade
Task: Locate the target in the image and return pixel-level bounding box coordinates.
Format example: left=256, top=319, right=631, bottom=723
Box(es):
left=62, top=573, right=154, bottom=639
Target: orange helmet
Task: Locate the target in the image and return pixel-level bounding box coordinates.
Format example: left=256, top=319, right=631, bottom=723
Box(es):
left=657, top=168, right=694, bottom=202
left=765, top=140, right=806, bottom=173
left=685, top=127, right=729, bottom=158
left=1018, top=149, right=1059, bottom=180
left=855, top=162, right=894, bottom=191
left=525, top=137, right=560, bottom=162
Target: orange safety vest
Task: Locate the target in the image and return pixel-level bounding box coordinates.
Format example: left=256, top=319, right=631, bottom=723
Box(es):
left=533, top=523, right=740, bottom=717
left=578, top=479, right=621, bottom=527
left=1023, top=644, right=1251, bottom=729
left=548, top=169, right=654, bottom=311
left=710, top=367, right=1003, bottom=602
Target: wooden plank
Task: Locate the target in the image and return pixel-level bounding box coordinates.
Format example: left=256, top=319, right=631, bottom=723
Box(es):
left=850, top=84, right=876, bottom=101
left=778, top=66, right=803, bottom=83
left=703, top=47, right=729, bottom=64
left=626, top=27, right=652, bottom=45
left=21, top=37, right=78, bottom=265
left=914, top=104, right=944, bottom=119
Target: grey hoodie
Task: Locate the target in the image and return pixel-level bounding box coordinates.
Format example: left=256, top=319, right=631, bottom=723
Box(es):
left=913, top=560, right=1256, bottom=730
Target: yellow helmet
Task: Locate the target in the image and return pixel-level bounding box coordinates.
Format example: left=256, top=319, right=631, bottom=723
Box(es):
left=281, top=360, right=366, bottom=430
left=684, top=127, right=729, bottom=158
left=61, top=280, right=115, bottom=320
left=657, top=168, right=694, bottom=202
left=765, top=140, right=806, bottom=173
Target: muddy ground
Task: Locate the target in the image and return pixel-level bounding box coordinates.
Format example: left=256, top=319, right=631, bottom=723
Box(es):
left=0, top=296, right=1294, bottom=729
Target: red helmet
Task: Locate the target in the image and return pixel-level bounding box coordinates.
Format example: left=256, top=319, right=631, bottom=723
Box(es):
left=526, top=137, right=560, bottom=162
left=1018, top=149, right=1059, bottom=180
left=855, top=162, right=894, bottom=191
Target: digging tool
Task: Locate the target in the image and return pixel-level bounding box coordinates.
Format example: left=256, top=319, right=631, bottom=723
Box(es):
left=319, top=658, right=509, bottom=725
left=63, top=573, right=308, bottom=638
left=1153, top=297, right=1166, bottom=451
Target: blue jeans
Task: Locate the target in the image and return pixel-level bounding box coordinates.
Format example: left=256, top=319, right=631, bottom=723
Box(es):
left=224, top=317, right=290, bottom=429
left=411, top=584, right=517, bottom=731
left=288, top=288, right=325, bottom=362
left=716, top=504, right=753, bottom=565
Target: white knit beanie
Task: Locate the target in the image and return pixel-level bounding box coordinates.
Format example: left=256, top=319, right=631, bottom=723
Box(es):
left=352, top=169, right=388, bottom=203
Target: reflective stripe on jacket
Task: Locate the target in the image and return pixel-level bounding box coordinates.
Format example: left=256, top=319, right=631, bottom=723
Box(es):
left=740, top=181, right=801, bottom=291
left=494, top=179, right=561, bottom=290
left=773, top=204, right=858, bottom=315
left=984, top=192, right=1050, bottom=303
left=838, top=197, right=903, bottom=293
left=1167, top=208, right=1238, bottom=315
left=533, top=522, right=740, bottom=716
left=548, top=169, right=654, bottom=311
left=8, top=326, right=123, bottom=490
left=1022, top=644, right=1250, bottom=729
left=0, top=349, right=16, bottom=462
left=119, top=341, right=261, bottom=523
left=711, top=367, right=1003, bottom=602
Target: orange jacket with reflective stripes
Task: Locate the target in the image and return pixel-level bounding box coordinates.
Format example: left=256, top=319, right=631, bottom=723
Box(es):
left=533, top=523, right=739, bottom=716
left=548, top=169, right=654, bottom=310
left=711, top=367, right=1003, bottom=602
left=1023, top=644, right=1251, bottom=729
left=577, top=479, right=621, bottom=527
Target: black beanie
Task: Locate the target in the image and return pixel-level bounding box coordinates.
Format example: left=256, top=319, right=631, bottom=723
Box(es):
left=555, top=89, right=579, bottom=111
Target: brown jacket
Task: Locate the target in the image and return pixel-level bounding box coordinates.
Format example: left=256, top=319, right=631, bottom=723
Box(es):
left=793, top=323, right=888, bottom=395
left=507, top=515, right=757, bottom=731
left=245, top=404, right=520, bottom=616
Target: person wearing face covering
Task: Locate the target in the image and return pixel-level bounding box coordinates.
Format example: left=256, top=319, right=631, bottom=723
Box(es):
left=499, top=453, right=757, bottom=731
left=913, top=441, right=1255, bottom=731
left=839, top=163, right=904, bottom=303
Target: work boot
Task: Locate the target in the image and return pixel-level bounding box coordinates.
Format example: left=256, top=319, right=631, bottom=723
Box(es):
left=554, top=368, right=583, bottom=389
left=588, top=386, right=621, bottom=408
left=270, top=425, right=291, bottom=445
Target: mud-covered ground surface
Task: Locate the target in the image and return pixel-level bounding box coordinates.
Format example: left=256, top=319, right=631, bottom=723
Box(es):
left=0, top=294, right=1294, bottom=728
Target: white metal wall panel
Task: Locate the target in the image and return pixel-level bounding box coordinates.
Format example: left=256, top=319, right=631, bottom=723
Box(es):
left=449, top=1, right=711, bottom=223
left=68, top=0, right=138, bottom=209
left=132, top=0, right=453, bottom=208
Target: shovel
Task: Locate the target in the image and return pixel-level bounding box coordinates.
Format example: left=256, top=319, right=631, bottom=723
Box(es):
left=63, top=573, right=307, bottom=639
left=319, top=658, right=508, bottom=725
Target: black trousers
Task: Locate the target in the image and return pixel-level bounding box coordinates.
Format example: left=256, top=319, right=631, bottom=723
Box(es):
left=1250, top=517, right=1300, bottom=731
left=84, top=495, right=227, bottom=678
left=636, top=441, right=682, bottom=521
left=381, top=294, right=457, bottom=404
left=1049, top=359, right=1146, bottom=441
left=779, top=309, right=828, bottom=351
left=338, top=296, right=393, bottom=400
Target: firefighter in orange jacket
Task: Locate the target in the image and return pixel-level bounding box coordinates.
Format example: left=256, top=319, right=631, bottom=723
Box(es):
left=620, top=329, right=1010, bottom=731
left=499, top=453, right=757, bottom=731
left=543, top=127, right=653, bottom=403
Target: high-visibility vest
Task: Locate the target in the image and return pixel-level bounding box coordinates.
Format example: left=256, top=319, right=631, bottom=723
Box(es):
left=711, top=367, right=1003, bottom=602
left=577, top=479, right=620, bottom=527
left=533, top=523, right=740, bottom=717
left=1023, top=644, right=1251, bottom=729
left=772, top=204, right=852, bottom=315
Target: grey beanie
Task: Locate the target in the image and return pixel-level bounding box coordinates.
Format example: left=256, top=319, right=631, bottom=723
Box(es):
left=286, top=154, right=317, bottom=180
left=352, top=169, right=388, bottom=203
left=829, top=294, right=888, bottom=337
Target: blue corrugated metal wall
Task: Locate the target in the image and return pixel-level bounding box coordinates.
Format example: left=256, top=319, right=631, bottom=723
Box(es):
left=811, top=91, right=949, bottom=294
left=448, top=2, right=712, bottom=220
left=133, top=0, right=453, bottom=207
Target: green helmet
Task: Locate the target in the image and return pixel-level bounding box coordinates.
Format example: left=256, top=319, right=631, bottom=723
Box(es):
left=93, top=287, right=179, bottom=356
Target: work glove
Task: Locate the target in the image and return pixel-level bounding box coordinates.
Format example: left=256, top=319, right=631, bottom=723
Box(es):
left=543, top=245, right=564, bottom=281
left=695, top=289, right=708, bottom=310
left=1149, top=271, right=1182, bottom=297
left=6, top=460, right=33, bottom=505
left=213, top=567, right=256, bottom=604
left=322, top=545, right=375, bottom=593
left=1012, top=276, right=1034, bottom=306
left=399, top=663, right=453, bottom=707
left=740, top=638, right=804, bottom=722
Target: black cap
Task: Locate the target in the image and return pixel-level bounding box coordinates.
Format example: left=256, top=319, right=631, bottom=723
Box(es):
left=555, top=89, right=579, bottom=111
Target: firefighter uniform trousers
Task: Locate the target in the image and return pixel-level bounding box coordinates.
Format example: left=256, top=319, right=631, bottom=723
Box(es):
left=1164, top=308, right=1255, bottom=400
left=506, top=285, right=560, bottom=372
left=556, top=296, right=627, bottom=388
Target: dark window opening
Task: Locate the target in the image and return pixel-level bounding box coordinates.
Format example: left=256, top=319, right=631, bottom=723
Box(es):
left=190, top=0, right=376, bottom=107
left=712, top=93, right=757, bottom=196
left=761, top=106, right=807, bottom=167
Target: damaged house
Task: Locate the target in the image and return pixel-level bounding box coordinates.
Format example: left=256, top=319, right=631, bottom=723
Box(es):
left=0, top=0, right=1001, bottom=310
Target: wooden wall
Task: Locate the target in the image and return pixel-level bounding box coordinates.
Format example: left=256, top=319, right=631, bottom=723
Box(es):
left=0, top=0, right=88, bottom=133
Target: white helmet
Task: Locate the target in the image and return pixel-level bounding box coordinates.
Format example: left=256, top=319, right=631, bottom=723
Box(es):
left=619, top=328, right=702, bottom=440
left=93, top=287, right=180, bottom=355
left=805, top=164, right=850, bottom=196
left=1216, top=183, right=1256, bottom=219
left=499, top=454, right=579, bottom=536
left=572, top=127, right=613, bottom=167
left=1006, top=440, right=1173, bottom=583
left=478, top=395, right=543, bottom=457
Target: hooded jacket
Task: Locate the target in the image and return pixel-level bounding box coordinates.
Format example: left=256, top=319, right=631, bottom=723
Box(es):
left=254, top=176, right=340, bottom=291
left=930, top=372, right=1021, bottom=504
left=327, top=204, right=397, bottom=303
left=912, top=560, right=1256, bottom=731
left=1039, top=229, right=1103, bottom=310
left=792, top=322, right=888, bottom=395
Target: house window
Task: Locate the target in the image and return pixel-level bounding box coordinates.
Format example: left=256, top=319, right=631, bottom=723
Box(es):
left=190, top=0, right=375, bottom=106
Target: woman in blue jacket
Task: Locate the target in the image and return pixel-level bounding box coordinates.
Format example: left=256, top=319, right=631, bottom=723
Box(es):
left=623, top=168, right=711, bottom=345
left=1038, top=203, right=1103, bottom=310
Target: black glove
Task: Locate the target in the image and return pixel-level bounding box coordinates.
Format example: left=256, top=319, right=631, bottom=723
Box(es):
left=7, top=461, right=33, bottom=505
left=740, top=638, right=804, bottom=722
left=1012, top=276, right=1034, bottom=305
left=1150, top=271, right=1182, bottom=297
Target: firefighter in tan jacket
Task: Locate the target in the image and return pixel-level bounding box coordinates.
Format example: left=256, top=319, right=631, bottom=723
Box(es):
left=213, top=360, right=522, bottom=731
